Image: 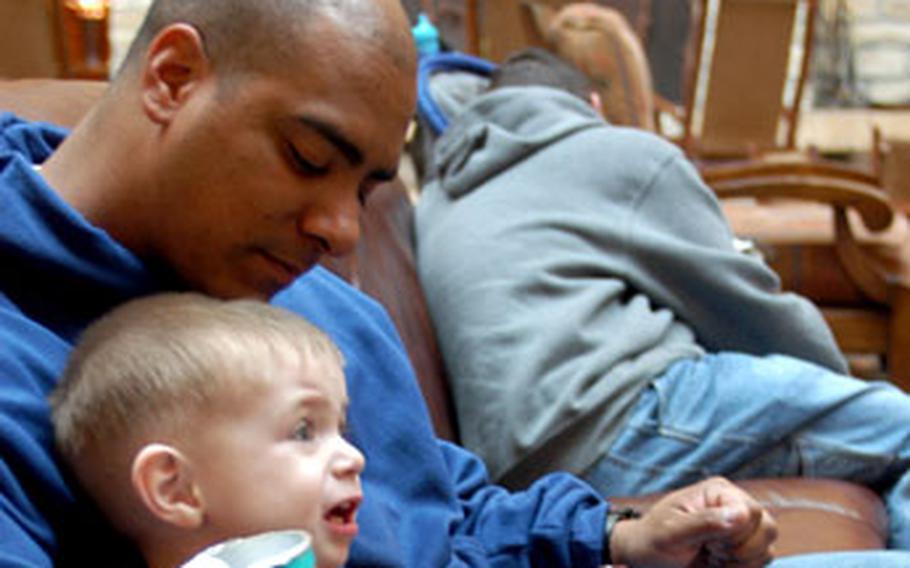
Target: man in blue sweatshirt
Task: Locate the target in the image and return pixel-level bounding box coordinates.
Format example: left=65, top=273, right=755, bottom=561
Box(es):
left=0, top=1, right=902, bottom=567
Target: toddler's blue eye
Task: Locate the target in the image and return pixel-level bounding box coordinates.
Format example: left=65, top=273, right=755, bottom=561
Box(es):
left=293, top=419, right=313, bottom=441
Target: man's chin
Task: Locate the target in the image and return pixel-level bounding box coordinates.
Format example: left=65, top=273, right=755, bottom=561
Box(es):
left=245, top=268, right=316, bottom=300
left=198, top=277, right=286, bottom=302
left=191, top=263, right=316, bottom=301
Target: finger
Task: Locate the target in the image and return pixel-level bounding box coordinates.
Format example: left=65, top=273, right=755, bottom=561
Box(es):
left=702, top=478, right=761, bottom=516
left=730, top=510, right=777, bottom=562
left=710, top=510, right=778, bottom=567
left=701, top=481, right=766, bottom=546
left=671, top=502, right=753, bottom=546
left=700, top=477, right=738, bottom=507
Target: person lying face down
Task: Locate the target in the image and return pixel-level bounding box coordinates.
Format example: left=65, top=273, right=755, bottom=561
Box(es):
left=50, top=293, right=364, bottom=568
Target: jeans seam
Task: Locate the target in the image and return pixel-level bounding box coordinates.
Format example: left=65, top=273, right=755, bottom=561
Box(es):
left=603, top=450, right=709, bottom=478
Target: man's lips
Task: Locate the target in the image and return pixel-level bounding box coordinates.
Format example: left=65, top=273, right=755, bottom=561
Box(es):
left=259, top=250, right=311, bottom=282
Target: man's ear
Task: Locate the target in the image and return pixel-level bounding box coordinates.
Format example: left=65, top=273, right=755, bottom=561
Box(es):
left=132, top=443, right=206, bottom=529
left=140, top=23, right=211, bottom=125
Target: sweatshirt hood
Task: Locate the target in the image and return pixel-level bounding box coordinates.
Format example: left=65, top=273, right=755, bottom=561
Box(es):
left=432, top=86, right=603, bottom=198
left=0, top=114, right=179, bottom=341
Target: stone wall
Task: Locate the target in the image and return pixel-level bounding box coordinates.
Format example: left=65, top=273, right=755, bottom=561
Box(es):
left=848, top=0, right=910, bottom=105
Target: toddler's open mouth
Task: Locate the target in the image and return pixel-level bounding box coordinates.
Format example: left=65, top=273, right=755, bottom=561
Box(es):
left=324, top=496, right=361, bottom=535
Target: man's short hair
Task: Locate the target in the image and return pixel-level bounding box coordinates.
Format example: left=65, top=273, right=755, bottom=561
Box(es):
left=487, top=47, right=594, bottom=102
left=119, top=0, right=406, bottom=76
left=50, top=293, right=343, bottom=463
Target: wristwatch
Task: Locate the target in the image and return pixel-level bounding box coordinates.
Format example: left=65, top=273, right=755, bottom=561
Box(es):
left=602, top=506, right=642, bottom=565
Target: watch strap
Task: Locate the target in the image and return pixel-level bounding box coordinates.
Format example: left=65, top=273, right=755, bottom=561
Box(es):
left=602, top=506, right=642, bottom=565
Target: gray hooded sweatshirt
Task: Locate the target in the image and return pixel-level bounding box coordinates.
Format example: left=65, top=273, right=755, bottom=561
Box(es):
left=414, top=86, right=846, bottom=489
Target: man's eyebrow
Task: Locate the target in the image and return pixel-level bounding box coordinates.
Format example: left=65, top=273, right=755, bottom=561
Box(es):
left=298, top=116, right=399, bottom=182
left=299, top=116, right=363, bottom=166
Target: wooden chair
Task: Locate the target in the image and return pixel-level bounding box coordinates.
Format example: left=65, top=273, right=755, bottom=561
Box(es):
left=704, top=160, right=910, bottom=389
left=675, top=0, right=818, bottom=159
left=478, top=0, right=817, bottom=160
left=466, top=0, right=537, bottom=62
left=465, top=0, right=654, bottom=62
left=519, top=0, right=657, bottom=129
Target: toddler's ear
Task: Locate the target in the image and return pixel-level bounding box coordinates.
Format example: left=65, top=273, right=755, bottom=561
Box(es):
left=132, top=443, right=205, bottom=529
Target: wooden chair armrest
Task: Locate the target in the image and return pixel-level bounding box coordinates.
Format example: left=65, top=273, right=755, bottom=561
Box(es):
left=709, top=174, right=894, bottom=232
left=701, top=160, right=881, bottom=186
left=711, top=170, right=905, bottom=306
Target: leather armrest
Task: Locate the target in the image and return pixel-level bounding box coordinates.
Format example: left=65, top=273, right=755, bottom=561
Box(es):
left=611, top=478, right=888, bottom=557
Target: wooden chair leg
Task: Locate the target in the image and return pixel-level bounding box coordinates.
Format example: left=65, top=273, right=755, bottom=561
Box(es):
left=888, top=284, right=910, bottom=392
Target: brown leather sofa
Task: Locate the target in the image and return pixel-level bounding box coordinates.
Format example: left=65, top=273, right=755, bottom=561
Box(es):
left=0, top=79, right=890, bottom=559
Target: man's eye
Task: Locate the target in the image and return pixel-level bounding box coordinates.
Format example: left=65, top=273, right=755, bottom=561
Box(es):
left=293, top=419, right=314, bottom=441
left=287, top=143, right=328, bottom=175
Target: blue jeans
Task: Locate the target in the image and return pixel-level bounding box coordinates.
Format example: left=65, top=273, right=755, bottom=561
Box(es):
left=583, top=352, right=910, bottom=549
left=770, top=551, right=910, bottom=566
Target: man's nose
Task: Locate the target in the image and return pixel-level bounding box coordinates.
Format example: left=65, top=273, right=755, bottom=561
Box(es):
left=298, top=197, right=361, bottom=257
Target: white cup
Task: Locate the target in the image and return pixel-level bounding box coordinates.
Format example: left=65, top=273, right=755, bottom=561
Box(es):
left=181, top=530, right=314, bottom=568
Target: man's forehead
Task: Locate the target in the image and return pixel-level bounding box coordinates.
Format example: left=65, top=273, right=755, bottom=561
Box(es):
left=315, top=0, right=415, bottom=64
